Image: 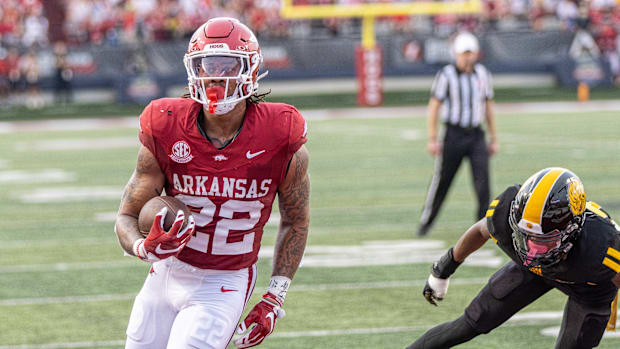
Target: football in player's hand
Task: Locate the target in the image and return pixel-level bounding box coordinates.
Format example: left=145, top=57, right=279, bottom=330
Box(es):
left=138, top=196, right=191, bottom=237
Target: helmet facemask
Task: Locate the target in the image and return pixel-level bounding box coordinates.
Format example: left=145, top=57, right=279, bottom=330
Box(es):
left=183, top=45, right=263, bottom=115
left=509, top=207, right=581, bottom=267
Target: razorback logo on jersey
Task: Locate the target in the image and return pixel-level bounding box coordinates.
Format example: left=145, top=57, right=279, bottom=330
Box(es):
left=170, top=140, right=193, bottom=163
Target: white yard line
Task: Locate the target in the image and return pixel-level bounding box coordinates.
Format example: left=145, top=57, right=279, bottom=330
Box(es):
left=0, top=238, right=115, bottom=249
left=0, top=169, right=75, bottom=184
left=270, top=325, right=432, bottom=338
left=0, top=277, right=490, bottom=306
left=94, top=212, right=118, bottom=222
left=1, top=100, right=619, bottom=134
left=0, top=293, right=137, bottom=306
left=15, top=186, right=123, bottom=203
left=15, top=137, right=138, bottom=151
left=296, top=100, right=620, bottom=121
left=400, top=129, right=422, bottom=140
left=0, top=240, right=501, bottom=274
left=0, top=260, right=140, bottom=274
left=0, top=117, right=137, bottom=134
left=2, top=313, right=620, bottom=348
left=291, top=277, right=490, bottom=292
left=541, top=326, right=620, bottom=338
left=0, top=340, right=126, bottom=349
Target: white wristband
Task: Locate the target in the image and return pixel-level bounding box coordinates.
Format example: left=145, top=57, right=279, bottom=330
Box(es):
left=132, top=238, right=146, bottom=260
left=268, top=276, right=291, bottom=301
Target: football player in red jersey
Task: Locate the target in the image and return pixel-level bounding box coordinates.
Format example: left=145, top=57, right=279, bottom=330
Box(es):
left=408, top=168, right=620, bottom=349
left=115, top=17, right=310, bottom=349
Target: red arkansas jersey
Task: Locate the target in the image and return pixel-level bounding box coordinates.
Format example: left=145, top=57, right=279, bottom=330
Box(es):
left=138, top=98, right=307, bottom=270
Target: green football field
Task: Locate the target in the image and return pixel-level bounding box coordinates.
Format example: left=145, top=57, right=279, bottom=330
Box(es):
left=0, top=105, right=619, bottom=349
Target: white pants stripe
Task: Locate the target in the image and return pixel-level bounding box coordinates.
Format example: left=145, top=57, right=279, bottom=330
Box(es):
left=224, top=264, right=257, bottom=348
left=421, top=149, right=443, bottom=225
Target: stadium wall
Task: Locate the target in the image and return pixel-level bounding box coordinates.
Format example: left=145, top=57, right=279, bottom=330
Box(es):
left=22, top=30, right=615, bottom=104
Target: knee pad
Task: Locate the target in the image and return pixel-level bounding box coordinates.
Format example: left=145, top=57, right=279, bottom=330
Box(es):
left=126, top=294, right=175, bottom=347
left=576, top=313, right=609, bottom=348
left=488, top=263, right=525, bottom=300
left=466, top=264, right=524, bottom=330
left=465, top=263, right=545, bottom=334
left=126, top=296, right=157, bottom=344
left=407, top=315, right=480, bottom=349
left=557, top=300, right=611, bottom=349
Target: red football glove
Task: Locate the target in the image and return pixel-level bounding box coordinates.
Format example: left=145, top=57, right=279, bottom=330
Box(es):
left=234, top=293, right=285, bottom=348
left=133, top=207, right=195, bottom=263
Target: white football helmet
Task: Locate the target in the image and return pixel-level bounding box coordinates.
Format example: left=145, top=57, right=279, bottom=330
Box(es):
left=183, top=17, right=266, bottom=115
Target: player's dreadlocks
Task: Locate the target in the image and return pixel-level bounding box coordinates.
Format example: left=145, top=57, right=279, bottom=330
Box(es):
left=248, top=90, right=270, bottom=104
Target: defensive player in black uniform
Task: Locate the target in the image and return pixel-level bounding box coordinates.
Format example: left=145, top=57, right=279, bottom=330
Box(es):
left=408, top=167, right=620, bottom=349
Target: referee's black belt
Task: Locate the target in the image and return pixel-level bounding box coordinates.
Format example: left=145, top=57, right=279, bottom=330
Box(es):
left=446, top=124, right=482, bottom=134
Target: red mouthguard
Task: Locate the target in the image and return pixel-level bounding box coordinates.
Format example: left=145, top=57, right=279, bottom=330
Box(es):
left=206, top=86, right=225, bottom=114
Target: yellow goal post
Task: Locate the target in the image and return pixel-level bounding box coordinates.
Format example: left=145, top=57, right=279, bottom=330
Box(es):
left=280, top=0, right=483, bottom=49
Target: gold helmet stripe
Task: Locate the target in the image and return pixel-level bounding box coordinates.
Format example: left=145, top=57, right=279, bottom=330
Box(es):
left=522, top=168, right=565, bottom=225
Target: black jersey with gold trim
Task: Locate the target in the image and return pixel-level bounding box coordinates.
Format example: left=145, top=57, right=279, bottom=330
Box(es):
left=486, top=186, right=620, bottom=301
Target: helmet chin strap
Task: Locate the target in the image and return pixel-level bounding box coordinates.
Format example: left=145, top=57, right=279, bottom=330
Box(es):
left=205, top=85, right=240, bottom=115
left=214, top=102, right=237, bottom=115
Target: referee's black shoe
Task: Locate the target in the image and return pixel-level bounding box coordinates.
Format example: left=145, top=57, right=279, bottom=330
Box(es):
left=416, top=224, right=430, bottom=237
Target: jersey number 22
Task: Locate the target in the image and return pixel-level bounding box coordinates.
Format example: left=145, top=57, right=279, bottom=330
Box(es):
left=176, top=194, right=264, bottom=255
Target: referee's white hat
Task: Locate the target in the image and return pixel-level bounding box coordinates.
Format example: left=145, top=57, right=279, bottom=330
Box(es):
left=453, top=32, right=479, bottom=54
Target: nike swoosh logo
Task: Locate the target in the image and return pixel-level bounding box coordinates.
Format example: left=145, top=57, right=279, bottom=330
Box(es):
left=155, top=244, right=183, bottom=254
left=221, top=286, right=238, bottom=293
left=246, top=150, right=266, bottom=159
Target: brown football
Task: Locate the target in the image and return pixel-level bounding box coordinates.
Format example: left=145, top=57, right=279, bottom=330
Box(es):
left=138, top=196, right=191, bottom=237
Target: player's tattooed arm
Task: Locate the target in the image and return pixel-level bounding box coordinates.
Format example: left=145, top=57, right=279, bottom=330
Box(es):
left=115, top=145, right=165, bottom=255
left=274, top=145, right=310, bottom=279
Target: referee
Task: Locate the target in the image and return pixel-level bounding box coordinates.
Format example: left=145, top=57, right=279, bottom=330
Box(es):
left=417, top=32, right=498, bottom=237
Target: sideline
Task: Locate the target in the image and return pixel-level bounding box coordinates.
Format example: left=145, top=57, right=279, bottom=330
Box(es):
left=1, top=100, right=619, bottom=133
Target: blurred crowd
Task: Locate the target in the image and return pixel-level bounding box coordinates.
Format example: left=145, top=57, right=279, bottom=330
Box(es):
left=0, top=0, right=617, bottom=47
left=0, top=0, right=619, bottom=108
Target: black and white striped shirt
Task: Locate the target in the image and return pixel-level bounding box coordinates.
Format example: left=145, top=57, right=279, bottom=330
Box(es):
left=430, top=63, right=493, bottom=129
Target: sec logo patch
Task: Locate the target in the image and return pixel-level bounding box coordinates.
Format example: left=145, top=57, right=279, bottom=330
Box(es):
left=170, top=140, right=193, bottom=163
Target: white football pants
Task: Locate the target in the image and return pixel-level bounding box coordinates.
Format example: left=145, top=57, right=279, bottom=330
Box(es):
left=125, top=257, right=257, bottom=349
